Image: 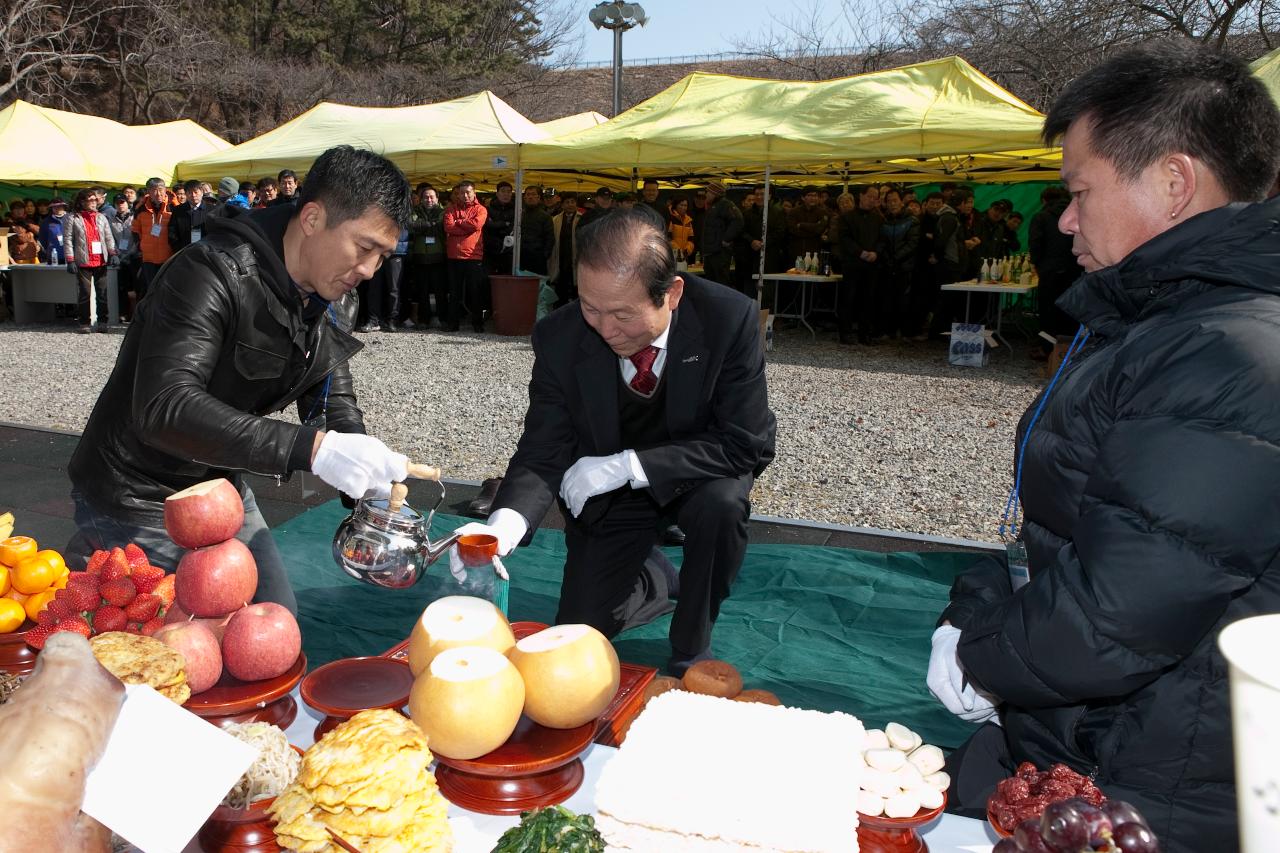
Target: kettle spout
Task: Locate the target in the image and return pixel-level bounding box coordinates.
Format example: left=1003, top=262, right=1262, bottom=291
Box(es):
left=421, top=532, right=461, bottom=565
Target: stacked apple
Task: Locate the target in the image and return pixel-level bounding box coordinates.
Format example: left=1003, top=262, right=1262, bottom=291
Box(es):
left=405, top=596, right=620, bottom=759
left=23, top=542, right=177, bottom=649
left=158, top=479, right=302, bottom=696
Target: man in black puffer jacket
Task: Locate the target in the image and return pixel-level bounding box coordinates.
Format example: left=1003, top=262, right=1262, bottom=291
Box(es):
left=928, top=41, right=1280, bottom=853
left=65, top=147, right=419, bottom=614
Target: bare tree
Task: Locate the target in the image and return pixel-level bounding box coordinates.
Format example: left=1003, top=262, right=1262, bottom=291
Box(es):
left=731, top=0, right=914, bottom=79
left=0, top=0, right=117, bottom=104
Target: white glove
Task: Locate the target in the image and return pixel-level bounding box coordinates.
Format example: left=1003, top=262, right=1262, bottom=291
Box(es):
left=311, top=432, right=408, bottom=500
left=447, top=509, right=527, bottom=581
left=559, top=452, right=636, bottom=517
left=927, top=625, right=1001, bottom=725
left=502, top=234, right=515, bottom=248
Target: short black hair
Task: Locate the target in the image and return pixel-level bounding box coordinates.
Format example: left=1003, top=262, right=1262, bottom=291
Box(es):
left=415, top=182, right=433, bottom=194
left=183, top=179, right=202, bottom=193
left=1041, top=186, right=1069, bottom=204
left=642, top=178, right=659, bottom=187
left=278, top=169, right=297, bottom=182
left=457, top=180, right=476, bottom=191
left=496, top=181, right=513, bottom=192
left=295, top=145, right=412, bottom=229
left=257, top=176, right=278, bottom=191
left=925, top=191, right=944, bottom=202
left=145, top=177, right=166, bottom=190
left=575, top=206, right=676, bottom=308
left=1044, top=39, right=1280, bottom=202
left=854, top=184, right=877, bottom=199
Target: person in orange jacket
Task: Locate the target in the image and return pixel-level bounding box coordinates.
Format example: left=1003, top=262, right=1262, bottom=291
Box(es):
left=130, top=177, right=173, bottom=299
left=443, top=181, right=488, bottom=332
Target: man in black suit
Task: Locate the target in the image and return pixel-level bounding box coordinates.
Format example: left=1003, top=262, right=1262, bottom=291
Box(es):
left=454, top=207, right=776, bottom=674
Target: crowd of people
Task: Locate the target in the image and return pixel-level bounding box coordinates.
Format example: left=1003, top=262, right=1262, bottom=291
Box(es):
left=4, top=166, right=1072, bottom=348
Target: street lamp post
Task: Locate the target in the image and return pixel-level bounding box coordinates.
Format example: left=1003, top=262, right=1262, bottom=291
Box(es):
left=588, top=2, right=648, bottom=116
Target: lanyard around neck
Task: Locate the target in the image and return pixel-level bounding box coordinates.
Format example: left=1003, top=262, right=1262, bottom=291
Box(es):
left=999, top=324, right=1092, bottom=540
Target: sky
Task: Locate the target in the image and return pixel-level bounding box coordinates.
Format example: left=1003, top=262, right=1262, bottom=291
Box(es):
left=564, top=0, right=857, bottom=65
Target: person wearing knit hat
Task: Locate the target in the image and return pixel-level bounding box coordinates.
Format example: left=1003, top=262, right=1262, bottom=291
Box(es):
left=217, top=177, right=251, bottom=210
left=700, top=179, right=743, bottom=291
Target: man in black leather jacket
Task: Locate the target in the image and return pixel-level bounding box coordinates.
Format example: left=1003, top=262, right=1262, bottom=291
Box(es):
left=65, top=146, right=417, bottom=614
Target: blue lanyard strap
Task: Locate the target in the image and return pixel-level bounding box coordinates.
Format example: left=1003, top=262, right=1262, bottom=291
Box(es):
left=999, top=324, right=1092, bottom=540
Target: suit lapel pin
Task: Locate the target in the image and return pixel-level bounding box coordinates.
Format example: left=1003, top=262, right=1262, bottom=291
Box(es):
left=682, top=355, right=700, bottom=363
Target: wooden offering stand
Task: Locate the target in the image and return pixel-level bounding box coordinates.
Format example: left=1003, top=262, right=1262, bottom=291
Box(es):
left=381, top=620, right=657, bottom=815
left=0, top=628, right=37, bottom=675
left=186, top=653, right=307, bottom=731
left=856, top=796, right=947, bottom=853
left=196, top=746, right=304, bottom=853
left=300, top=655, right=414, bottom=741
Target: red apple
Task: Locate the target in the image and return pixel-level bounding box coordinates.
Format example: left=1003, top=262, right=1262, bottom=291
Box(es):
left=163, top=601, right=236, bottom=643
left=175, top=539, right=258, bottom=617
left=154, top=622, right=223, bottom=694
left=221, top=603, right=301, bottom=682
left=164, top=478, right=245, bottom=549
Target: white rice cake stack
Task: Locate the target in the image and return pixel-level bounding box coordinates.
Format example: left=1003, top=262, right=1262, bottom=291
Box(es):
left=595, top=690, right=865, bottom=852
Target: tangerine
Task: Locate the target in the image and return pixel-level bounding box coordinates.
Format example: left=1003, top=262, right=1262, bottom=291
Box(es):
left=4, top=587, right=28, bottom=605
left=37, top=550, right=66, bottom=574
left=0, top=598, right=23, bottom=633
left=23, top=588, right=56, bottom=622
left=0, top=536, right=37, bottom=567
left=0, top=564, right=8, bottom=597
left=12, top=554, right=57, bottom=595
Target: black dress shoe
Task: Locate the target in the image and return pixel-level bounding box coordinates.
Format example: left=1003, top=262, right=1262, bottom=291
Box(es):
left=465, top=477, right=503, bottom=518
left=382, top=323, right=397, bottom=333
left=471, top=323, right=484, bottom=333
left=662, top=524, right=686, bottom=546
left=357, top=323, right=379, bottom=333
left=446, top=322, right=460, bottom=332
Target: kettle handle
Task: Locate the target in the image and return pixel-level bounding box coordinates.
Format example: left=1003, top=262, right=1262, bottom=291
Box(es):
left=407, top=462, right=441, bottom=481
left=388, top=482, right=409, bottom=514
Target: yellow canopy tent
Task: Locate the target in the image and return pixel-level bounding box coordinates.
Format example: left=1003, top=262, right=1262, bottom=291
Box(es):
left=1251, top=47, right=1280, bottom=108
left=0, top=100, right=207, bottom=186
left=519, top=58, right=1061, bottom=183
left=175, top=92, right=552, bottom=185
left=129, top=120, right=230, bottom=169
left=536, top=112, right=609, bottom=137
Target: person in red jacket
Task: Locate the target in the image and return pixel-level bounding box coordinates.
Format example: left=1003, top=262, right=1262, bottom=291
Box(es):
left=444, top=181, right=488, bottom=332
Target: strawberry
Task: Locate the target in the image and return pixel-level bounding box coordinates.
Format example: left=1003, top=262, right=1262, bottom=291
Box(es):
left=56, top=583, right=99, bottom=613
left=93, top=605, right=127, bottom=634
left=140, top=617, right=166, bottom=637
left=68, top=571, right=100, bottom=592
left=24, top=623, right=55, bottom=650
left=42, top=598, right=76, bottom=624
left=102, top=547, right=131, bottom=582
left=125, top=623, right=143, bottom=635
left=131, top=564, right=166, bottom=594
left=100, top=577, right=137, bottom=608
left=52, top=616, right=92, bottom=639
left=36, top=607, right=60, bottom=627
left=124, top=543, right=150, bottom=571
left=124, top=594, right=161, bottom=623
left=150, top=575, right=176, bottom=610
left=85, top=549, right=109, bottom=574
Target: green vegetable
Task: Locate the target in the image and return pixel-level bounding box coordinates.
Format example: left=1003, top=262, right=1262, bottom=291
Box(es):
left=491, top=805, right=606, bottom=853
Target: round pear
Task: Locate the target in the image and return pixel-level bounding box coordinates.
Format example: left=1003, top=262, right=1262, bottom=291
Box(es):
left=407, top=596, right=515, bottom=678
left=509, top=624, right=620, bottom=729
left=408, top=646, right=524, bottom=760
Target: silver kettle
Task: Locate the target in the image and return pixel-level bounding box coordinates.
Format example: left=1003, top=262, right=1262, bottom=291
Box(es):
left=331, top=464, right=459, bottom=589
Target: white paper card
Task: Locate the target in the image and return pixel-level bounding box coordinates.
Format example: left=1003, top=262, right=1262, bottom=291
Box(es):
left=83, top=684, right=257, bottom=853
left=190, top=228, right=202, bottom=243
left=150, top=223, right=162, bottom=237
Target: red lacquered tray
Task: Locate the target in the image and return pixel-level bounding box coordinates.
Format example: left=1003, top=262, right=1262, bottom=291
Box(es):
left=381, top=624, right=656, bottom=748
left=186, top=653, right=306, bottom=730
left=300, top=655, right=414, bottom=741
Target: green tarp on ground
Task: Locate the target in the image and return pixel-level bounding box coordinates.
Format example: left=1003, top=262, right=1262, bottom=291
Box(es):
left=278, top=501, right=983, bottom=750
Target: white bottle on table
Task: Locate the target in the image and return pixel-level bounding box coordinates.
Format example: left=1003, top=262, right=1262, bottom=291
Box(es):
left=980, top=258, right=990, bottom=283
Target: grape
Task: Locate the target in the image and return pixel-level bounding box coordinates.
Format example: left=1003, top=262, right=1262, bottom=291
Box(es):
left=993, top=839, right=1021, bottom=853
left=1013, top=819, right=1053, bottom=852
left=1074, top=799, right=1113, bottom=846
left=1102, top=800, right=1149, bottom=829
left=1112, top=822, right=1160, bottom=853
left=1040, top=800, right=1088, bottom=849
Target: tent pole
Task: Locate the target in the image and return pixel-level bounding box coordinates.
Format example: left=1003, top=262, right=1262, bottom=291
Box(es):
left=757, top=165, right=771, bottom=307
left=513, top=168, right=524, bottom=273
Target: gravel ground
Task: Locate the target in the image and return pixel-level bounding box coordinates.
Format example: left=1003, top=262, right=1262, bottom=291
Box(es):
left=0, top=321, right=1043, bottom=542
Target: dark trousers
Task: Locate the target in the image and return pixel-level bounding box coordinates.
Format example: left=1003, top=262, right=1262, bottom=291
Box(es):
left=734, top=245, right=759, bottom=297
left=838, top=260, right=876, bottom=340
left=138, top=261, right=163, bottom=299
left=878, top=268, right=912, bottom=337
left=76, top=265, right=109, bottom=326
left=366, top=255, right=405, bottom=327
left=408, top=258, right=449, bottom=325
left=66, top=485, right=297, bottom=615
left=448, top=258, right=487, bottom=330
left=558, top=473, right=753, bottom=657
left=704, top=251, right=733, bottom=290
left=553, top=262, right=576, bottom=307
left=943, top=722, right=1014, bottom=819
